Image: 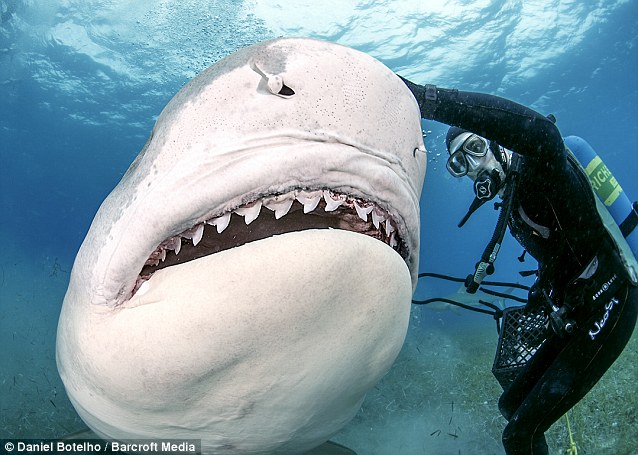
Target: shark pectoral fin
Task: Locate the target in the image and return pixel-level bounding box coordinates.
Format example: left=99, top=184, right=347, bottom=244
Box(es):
left=304, top=441, right=357, bottom=455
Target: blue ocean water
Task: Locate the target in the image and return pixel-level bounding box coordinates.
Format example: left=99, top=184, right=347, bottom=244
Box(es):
left=1, top=1, right=636, bottom=453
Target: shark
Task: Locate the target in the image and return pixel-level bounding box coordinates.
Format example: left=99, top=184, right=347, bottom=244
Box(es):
left=56, top=38, right=426, bottom=455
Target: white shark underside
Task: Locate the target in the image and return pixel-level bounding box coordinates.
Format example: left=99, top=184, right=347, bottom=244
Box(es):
left=56, top=38, right=426, bottom=455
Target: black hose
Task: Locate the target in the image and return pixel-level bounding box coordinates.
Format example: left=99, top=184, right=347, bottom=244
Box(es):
left=411, top=297, right=497, bottom=316
left=416, top=272, right=531, bottom=292
left=466, top=173, right=518, bottom=293
left=480, top=286, right=528, bottom=303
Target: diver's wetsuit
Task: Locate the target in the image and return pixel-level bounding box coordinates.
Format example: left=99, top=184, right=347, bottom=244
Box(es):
left=402, top=80, right=638, bottom=455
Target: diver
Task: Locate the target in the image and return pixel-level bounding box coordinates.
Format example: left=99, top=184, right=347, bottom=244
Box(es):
left=400, top=78, right=638, bottom=455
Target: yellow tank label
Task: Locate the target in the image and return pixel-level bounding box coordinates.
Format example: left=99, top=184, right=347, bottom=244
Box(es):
left=584, top=156, right=622, bottom=206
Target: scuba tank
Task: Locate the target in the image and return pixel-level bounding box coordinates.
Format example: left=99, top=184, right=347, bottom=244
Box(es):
left=564, top=135, right=638, bottom=284
left=564, top=137, right=638, bottom=255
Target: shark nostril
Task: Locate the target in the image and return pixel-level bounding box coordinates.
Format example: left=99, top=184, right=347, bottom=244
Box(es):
left=266, top=75, right=294, bottom=98
left=278, top=84, right=295, bottom=97
left=250, top=61, right=294, bottom=98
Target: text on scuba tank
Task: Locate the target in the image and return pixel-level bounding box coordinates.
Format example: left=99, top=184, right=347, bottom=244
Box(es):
left=586, top=158, right=623, bottom=206
left=588, top=297, right=618, bottom=341
left=589, top=163, right=614, bottom=192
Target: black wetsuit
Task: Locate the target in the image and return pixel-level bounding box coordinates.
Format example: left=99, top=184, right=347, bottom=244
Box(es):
left=402, top=80, right=638, bottom=455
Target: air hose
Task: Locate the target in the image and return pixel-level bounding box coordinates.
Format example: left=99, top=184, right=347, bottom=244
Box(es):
left=466, top=156, right=520, bottom=293
left=412, top=272, right=530, bottom=332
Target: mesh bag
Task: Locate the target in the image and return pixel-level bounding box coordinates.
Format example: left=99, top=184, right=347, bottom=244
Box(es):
left=492, top=305, right=549, bottom=389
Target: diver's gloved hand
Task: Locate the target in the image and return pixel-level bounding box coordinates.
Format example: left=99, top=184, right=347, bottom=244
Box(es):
left=398, top=77, right=439, bottom=120
left=525, top=282, right=547, bottom=314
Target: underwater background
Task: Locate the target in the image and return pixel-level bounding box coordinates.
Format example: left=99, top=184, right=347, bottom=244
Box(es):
left=1, top=0, right=636, bottom=454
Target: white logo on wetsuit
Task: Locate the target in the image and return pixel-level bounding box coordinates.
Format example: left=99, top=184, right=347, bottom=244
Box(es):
left=592, top=274, right=617, bottom=301
left=588, top=297, right=619, bottom=341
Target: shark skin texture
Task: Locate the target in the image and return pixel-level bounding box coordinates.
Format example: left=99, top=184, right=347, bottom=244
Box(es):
left=56, top=38, right=426, bottom=455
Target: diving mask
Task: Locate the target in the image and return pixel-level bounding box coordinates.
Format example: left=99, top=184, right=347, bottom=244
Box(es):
left=446, top=133, right=489, bottom=177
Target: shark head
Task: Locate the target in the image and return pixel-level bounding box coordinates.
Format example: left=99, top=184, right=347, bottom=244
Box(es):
left=57, top=38, right=426, bottom=454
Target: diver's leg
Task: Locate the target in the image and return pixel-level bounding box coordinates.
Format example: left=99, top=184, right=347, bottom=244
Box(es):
left=499, top=334, right=562, bottom=455
left=498, top=332, right=562, bottom=421
left=502, top=287, right=637, bottom=455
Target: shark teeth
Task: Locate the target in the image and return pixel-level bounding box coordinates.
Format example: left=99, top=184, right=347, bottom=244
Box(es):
left=141, top=189, right=403, bottom=272
left=354, top=201, right=374, bottom=222
left=383, top=218, right=395, bottom=236
left=170, top=236, right=181, bottom=255
left=263, top=195, right=295, bottom=219
left=207, top=212, right=231, bottom=233
left=389, top=232, right=398, bottom=248
left=295, top=190, right=322, bottom=213
left=234, top=201, right=262, bottom=224
left=371, top=208, right=386, bottom=229
left=323, top=190, right=345, bottom=211
left=182, top=224, right=205, bottom=246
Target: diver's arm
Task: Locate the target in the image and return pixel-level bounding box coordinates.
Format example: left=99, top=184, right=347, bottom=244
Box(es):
left=400, top=77, right=564, bottom=161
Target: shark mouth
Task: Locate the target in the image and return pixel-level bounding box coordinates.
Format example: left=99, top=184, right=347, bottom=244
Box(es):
left=132, top=189, right=406, bottom=298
